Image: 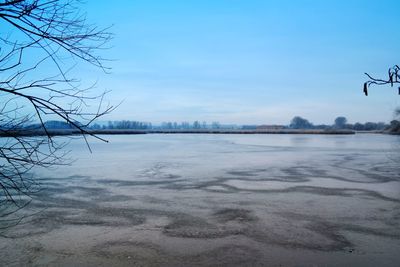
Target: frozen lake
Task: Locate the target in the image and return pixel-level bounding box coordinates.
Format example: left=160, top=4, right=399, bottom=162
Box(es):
left=1, top=133, right=400, bottom=266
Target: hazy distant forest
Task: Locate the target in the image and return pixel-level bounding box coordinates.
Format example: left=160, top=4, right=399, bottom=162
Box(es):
left=22, top=115, right=398, bottom=132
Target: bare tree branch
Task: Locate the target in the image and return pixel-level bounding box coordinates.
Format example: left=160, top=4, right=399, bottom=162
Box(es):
left=363, top=65, right=400, bottom=96
left=0, top=0, right=113, bottom=225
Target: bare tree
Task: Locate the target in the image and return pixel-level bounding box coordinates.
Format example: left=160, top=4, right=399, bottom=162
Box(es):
left=363, top=65, right=400, bottom=96
left=363, top=66, right=400, bottom=136
left=0, top=0, right=113, bottom=227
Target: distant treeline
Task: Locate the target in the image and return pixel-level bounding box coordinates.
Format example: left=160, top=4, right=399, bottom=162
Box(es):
left=91, top=121, right=228, bottom=130
left=91, top=121, right=152, bottom=130
left=287, top=116, right=390, bottom=131
left=14, top=116, right=399, bottom=133
left=92, top=117, right=392, bottom=131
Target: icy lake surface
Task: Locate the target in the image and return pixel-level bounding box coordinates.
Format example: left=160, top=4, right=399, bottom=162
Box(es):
left=1, top=134, right=400, bottom=266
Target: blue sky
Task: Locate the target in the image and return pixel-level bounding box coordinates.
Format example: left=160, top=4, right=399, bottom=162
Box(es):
left=65, top=1, right=400, bottom=124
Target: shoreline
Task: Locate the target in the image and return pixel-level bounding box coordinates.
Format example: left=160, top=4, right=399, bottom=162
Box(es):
left=0, top=129, right=358, bottom=137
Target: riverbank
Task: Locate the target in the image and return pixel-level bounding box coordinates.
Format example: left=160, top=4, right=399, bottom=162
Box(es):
left=0, top=128, right=356, bottom=137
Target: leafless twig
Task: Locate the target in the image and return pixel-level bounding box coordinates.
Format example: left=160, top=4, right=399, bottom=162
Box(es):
left=363, top=65, right=400, bottom=96
left=0, top=0, right=113, bottom=224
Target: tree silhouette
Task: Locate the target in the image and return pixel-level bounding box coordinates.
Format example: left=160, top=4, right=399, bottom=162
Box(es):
left=334, top=116, right=347, bottom=129
left=289, top=116, right=313, bottom=129
left=0, top=0, right=113, bottom=227
left=363, top=65, right=400, bottom=96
